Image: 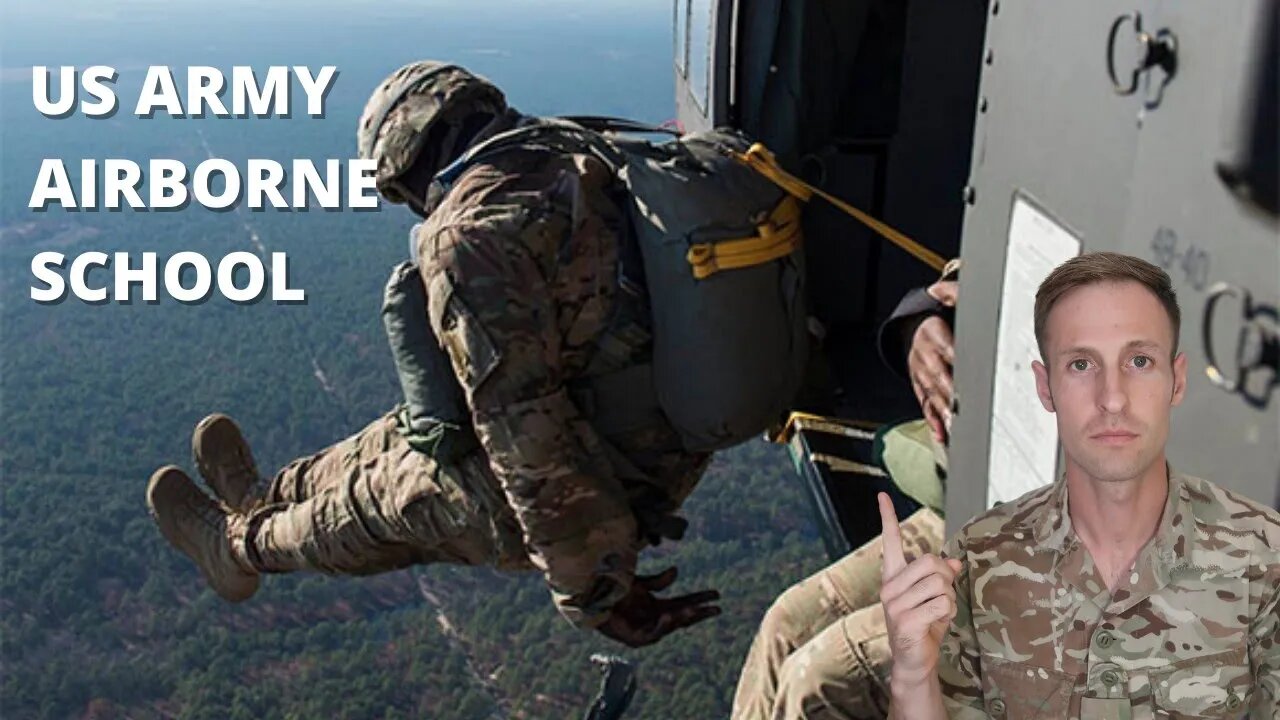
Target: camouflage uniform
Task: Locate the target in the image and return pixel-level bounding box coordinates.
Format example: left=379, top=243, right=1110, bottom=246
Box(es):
left=243, top=141, right=708, bottom=629
left=149, top=62, right=710, bottom=629
left=733, top=278, right=960, bottom=719
left=245, top=411, right=527, bottom=575
left=938, top=470, right=1280, bottom=719
left=733, top=400, right=949, bottom=718
left=731, top=507, right=945, bottom=720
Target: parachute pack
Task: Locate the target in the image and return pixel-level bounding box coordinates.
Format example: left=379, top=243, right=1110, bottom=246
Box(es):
left=384, top=117, right=809, bottom=454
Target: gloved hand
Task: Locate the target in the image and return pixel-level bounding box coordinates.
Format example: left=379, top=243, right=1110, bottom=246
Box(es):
left=596, top=567, right=720, bottom=648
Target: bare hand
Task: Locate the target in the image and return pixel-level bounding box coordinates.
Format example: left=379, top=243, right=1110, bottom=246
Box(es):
left=926, top=279, right=958, bottom=308
left=910, top=281, right=958, bottom=442
left=879, top=493, right=963, bottom=687
left=597, top=567, right=720, bottom=648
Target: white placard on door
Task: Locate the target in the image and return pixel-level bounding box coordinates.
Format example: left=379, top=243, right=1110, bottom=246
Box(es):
left=986, top=194, right=1081, bottom=505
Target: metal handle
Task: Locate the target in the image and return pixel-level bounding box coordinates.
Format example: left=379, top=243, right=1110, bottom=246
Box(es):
left=1202, top=282, right=1251, bottom=392
left=1107, top=13, right=1142, bottom=95
left=1107, top=13, right=1178, bottom=96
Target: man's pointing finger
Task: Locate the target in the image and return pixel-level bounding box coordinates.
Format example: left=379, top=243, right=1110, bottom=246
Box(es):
left=879, top=492, right=907, bottom=578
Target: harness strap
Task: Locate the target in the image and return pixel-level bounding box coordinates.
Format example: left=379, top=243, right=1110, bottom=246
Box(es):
left=433, top=120, right=622, bottom=190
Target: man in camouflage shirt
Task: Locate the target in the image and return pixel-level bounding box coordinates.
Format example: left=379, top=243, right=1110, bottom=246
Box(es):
left=146, top=61, right=720, bottom=647
left=880, top=252, right=1279, bottom=719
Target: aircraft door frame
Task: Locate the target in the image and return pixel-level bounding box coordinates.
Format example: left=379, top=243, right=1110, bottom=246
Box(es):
left=673, top=0, right=735, bottom=133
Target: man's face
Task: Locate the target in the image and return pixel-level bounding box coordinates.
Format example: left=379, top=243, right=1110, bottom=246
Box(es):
left=1032, top=280, right=1187, bottom=483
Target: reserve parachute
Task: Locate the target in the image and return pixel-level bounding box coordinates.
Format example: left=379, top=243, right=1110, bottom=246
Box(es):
left=394, top=117, right=809, bottom=453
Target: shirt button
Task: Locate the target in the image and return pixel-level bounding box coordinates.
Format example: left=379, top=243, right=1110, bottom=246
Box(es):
left=1101, top=669, right=1120, bottom=686
left=1095, top=631, right=1115, bottom=649
left=989, top=698, right=1007, bottom=716
left=1226, top=693, right=1242, bottom=710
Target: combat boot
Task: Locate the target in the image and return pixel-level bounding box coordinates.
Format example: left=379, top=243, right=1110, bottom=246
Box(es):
left=192, top=413, right=266, bottom=511
left=146, top=465, right=260, bottom=602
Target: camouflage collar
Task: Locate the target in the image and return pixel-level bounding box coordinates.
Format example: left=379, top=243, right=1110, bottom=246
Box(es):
left=1032, top=466, right=1196, bottom=608
left=1150, top=467, right=1196, bottom=570
left=1121, top=468, right=1196, bottom=609
left=1030, top=475, right=1074, bottom=551
left=1030, top=465, right=1194, bottom=567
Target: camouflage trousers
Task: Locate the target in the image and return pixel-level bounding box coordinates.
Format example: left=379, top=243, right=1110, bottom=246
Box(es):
left=242, top=410, right=530, bottom=577
left=731, top=508, right=945, bottom=720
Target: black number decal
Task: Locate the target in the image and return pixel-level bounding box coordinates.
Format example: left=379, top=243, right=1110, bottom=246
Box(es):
left=1149, top=227, right=1211, bottom=291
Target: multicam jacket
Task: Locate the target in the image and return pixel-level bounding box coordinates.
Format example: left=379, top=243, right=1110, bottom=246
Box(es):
left=415, top=144, right=708, bottom=629
left=938, top=470, right=1280, bottom=719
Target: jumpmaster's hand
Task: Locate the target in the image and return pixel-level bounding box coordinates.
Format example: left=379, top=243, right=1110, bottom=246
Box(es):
left=596, top=567, right=721, bottom=648
left=909, top=280, right=958, bottom=442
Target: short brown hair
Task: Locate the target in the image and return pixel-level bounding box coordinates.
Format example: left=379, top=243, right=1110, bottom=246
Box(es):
left=1034, top=252, right=1180, bottom=359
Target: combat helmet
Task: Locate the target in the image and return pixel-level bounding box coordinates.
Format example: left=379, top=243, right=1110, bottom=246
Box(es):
left=357, top=61, right=508, bottom=212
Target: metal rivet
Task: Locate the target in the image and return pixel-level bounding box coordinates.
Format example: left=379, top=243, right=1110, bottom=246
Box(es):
left=979, top=97, right=989, bottom=113
left=985, top=48, right=995, bottom=65
left=992, top=1, right=999, bottom=15
left=963, top=186, right=976, bottom=205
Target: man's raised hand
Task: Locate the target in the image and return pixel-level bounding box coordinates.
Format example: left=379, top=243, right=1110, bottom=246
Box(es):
left=878, top=493, right=963, bottom=687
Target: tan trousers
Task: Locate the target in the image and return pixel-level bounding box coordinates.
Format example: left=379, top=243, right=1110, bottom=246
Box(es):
left=243, top=410, right=529, bottom=576
left=732, top=508, right=945, bottom=720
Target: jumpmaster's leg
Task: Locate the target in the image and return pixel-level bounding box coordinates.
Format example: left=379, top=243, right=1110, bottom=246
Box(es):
left=731, top=508, right=944, bottom=720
